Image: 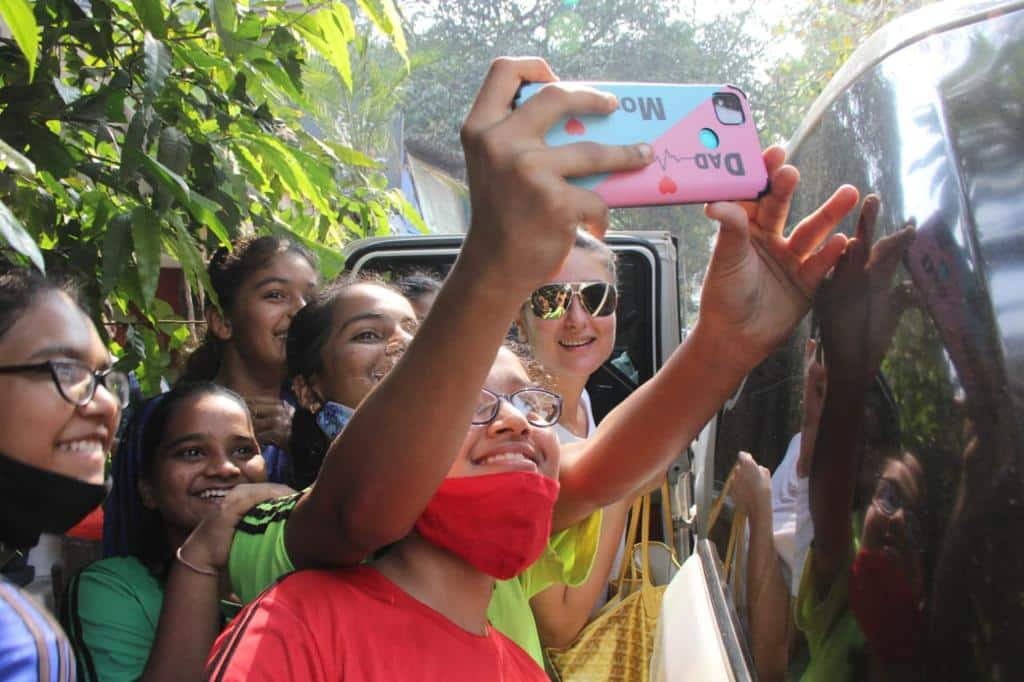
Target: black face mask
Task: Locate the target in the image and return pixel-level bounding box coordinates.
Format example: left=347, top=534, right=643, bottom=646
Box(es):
left=0, top=451, right=108, bottom=550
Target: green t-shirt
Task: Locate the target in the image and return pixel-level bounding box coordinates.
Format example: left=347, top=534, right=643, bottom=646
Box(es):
left=63, top=555, right=239, bottom=682
left=794, top=537, right=865, bottom=682
left=228, top=491, right=603, bottom=666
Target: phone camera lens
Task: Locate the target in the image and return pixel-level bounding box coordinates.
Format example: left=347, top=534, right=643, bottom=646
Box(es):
left=713, top=92, right=745, bottom=126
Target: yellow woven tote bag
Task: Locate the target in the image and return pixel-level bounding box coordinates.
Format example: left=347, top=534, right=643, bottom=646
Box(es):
left=546, top=490, right=673, bottom=682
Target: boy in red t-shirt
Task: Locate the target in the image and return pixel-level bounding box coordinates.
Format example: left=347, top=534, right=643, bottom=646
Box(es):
left=208, top=348, right=560, bottom=680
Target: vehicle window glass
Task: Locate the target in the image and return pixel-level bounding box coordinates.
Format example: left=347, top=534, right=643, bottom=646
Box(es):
left=711, top=11, right=1024, bottom=677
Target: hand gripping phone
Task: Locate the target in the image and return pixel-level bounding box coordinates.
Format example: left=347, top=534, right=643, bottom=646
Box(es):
left=514, top=82, right=769, bottom=208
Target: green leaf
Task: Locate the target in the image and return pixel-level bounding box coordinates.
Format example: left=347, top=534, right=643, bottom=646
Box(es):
left=392, top=190, right=428, bottom=234
left=120, top=105, right=153, bottom=182
left=143, top=33, right=172, bottom=102
left=352, top=0, right=407, bottom=61
left=167, top=214, right=214, bottom=311
left=274, top=219, right=345, bottom=279
left=155, top=126, right=191, bottom=210
left=0, top=136, right=35, bottom=176
left=138, top=154, right=230, bottom=246
left=130, top=205, right=161, bottom=307
left=292, top=11, right=352, bottom=91
left=320, top=139, right=379, bottom=169
left=250, top=59, right=308, bottom=108
left=102, top=211, right=132, bottom=293
left=0, top=0, right=40, bottom=81
left=0, top=199, right=45, bottom=271
left=209, top=0, right=246, bottom=56
left=131, top=0, right=165, bottom=39
left=240, top=133, right=332, bottom=215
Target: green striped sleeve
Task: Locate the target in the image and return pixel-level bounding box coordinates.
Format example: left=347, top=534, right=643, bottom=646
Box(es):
left=228, top=491, right=304, bottom=604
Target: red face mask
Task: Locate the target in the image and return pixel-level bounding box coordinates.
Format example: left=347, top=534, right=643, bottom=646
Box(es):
left=415, top=471, right=560, bottom=580
left=848, top=547, right=925, bottom=664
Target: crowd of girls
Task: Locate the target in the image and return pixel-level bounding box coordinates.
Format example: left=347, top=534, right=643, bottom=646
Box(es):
left=0, top=56, right=887, bottom=681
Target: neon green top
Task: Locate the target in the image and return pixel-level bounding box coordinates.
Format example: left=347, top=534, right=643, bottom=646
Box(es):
left=794, top=519, right=865, bottom=682
left=228, top=491, right=602, bottom=665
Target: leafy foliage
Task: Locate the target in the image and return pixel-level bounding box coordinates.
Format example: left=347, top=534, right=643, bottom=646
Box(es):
left=0, top=0, right=408, bottom=391
left=764, top=0, right=931, bottom=141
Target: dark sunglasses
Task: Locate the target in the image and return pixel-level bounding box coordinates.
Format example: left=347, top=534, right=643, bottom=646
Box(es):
left=527, top=281, right=618, bottom=321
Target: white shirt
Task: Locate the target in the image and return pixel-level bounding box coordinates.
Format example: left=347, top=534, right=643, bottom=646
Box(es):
left=770, top=433, right=815, bottom=596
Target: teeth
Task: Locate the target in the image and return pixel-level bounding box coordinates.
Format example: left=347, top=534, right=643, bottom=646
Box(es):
left=58, top=440, right=104, bottom=453
left=199, top=489, right=230, bottom=500
left=559, top=338, right=593, bottom=348
left=480, top=452, right=533, bottom=466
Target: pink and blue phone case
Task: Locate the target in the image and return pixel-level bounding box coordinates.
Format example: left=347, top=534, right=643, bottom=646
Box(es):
left=514, top=82, right=768, bottom=208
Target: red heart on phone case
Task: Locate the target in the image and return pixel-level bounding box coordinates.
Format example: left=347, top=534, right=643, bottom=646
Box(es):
left=658, top=176, right=678, bottom=195
left=565, top=118, right=585, bottom=135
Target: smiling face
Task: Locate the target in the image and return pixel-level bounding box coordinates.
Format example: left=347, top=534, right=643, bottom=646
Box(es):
left=518, top=247, right=617, bottom=383
left=0, top=290, right=120, bottom=484
left=139, top=392, right=266, bottom=535
left=447, top=348, right=560, bottom=480
left=861, top=456, right=924, bottom=564
left=305, top=284, right=418, bottom=409
left=212, top=251, right=318, bottom=375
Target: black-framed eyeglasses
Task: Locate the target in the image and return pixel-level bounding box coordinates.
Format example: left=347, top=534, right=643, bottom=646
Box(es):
left=472, top=387, right=562, bottom=428
left=0, top=360, right=130, bottom=408
left=872, top=477, right=921, bottom=546
left=527, top=281, right=618, bottom=321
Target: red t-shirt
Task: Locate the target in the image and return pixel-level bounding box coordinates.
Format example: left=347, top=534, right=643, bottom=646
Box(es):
left=206, top=565, right=546, bottom=681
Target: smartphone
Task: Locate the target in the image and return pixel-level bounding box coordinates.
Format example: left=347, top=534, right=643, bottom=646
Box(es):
left=513, top=82, right=769, bottom=208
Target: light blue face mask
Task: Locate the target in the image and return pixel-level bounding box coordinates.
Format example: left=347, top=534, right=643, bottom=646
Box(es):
left=315, top=401, right=355, bottom=440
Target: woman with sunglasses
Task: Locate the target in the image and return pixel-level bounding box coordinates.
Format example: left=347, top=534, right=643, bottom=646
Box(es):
left=63, top=382, right=290, bottom=682
left=0, top=268, right=125, bottom=681
left=515, top=230, right=638, bottom=648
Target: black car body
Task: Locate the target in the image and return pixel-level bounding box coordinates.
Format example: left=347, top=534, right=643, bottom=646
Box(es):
left=709, top=1, right=1024, bottom=677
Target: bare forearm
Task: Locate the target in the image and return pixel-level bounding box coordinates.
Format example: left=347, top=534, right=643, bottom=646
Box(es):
left=532, top=499, right=632, bottom=648
left=556, top=323, right=753, bottom=527
left=809, top=374, right=869, bottom=589
left=140, top=564, right=220, bottom=682
left=745, top=503, right=789, bottom=682
left=289, top=252, right=523, bottom=565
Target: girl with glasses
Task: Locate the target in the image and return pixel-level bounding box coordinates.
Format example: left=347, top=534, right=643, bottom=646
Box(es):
left=63, top=382, right=291, bottom=682
left=228, top=278, right=600, bottom=669
left=209, top=347, right=564, bottom=680
left=0, top=268, right=122, bottom=682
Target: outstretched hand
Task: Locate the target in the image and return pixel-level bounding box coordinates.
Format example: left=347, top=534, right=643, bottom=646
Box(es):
left=815, top=194, right=915, bottom=386
left=458, top=58, right=652, bottom=303
left=697, top=146, right=858, bottom=370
